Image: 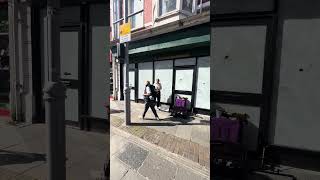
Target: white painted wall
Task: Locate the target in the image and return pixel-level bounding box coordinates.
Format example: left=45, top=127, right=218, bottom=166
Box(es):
left=272, top=19, right=320, bottom=151
left=138, top=62, right=153, bottom=99
left=154, top=60, right=173, bottom=103
left=211, top=25, right=267, bottom=149
left=195, top=56, right=210, bottom=110
left=89, top=4, right=110, bottom=119
left=175, top=69, right=193, bottom=91
left=212, top=25, right=266, bottom=94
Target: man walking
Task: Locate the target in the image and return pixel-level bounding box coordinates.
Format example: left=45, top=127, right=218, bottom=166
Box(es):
left=142, top=81, right=160, bottom=120
left=154, top=79, right=162, bottom=110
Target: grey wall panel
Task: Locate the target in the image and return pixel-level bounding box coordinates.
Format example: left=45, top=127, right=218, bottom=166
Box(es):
left=195, top=57, right=210, bottom=110
left=89, top=4, right=109, bottom=119
left=65, top=89, right=79, bottom=121
left=154, top=60, right=173, bottom=104
left=61, top=6, right=80, bottom=26
left=272, top=18, right=320, bottom=151
left=214, top=0, right=274, bottom=14
left=175, top=58, right=196, bottom=66
left=60, top=32, right=79, bottom=80
left=215, top=103, right=261, bottom=151
left=212, top=26, right=266, bottom=94
left=60, top=31, right=79, bottom=122
left=138, top=62, right=153, bottom=99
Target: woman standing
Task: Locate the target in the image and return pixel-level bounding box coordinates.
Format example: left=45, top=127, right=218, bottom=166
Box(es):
left=154, top=79, right=162, bottom=110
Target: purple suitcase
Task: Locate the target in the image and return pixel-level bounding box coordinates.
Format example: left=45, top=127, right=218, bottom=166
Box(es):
left=211, top=117, right=241, bottom=144
left=175, top=98, right=186, bottom=108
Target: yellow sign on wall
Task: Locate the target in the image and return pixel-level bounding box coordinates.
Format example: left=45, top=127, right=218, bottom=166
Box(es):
left=120, top=23, right=131, bottom=43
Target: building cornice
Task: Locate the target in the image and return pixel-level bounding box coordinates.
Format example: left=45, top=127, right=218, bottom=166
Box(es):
left=111, top=11, right=209, bottom=46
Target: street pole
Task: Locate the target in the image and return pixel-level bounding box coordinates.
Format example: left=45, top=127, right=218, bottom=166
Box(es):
left=124, top=42, right=130, bottom=125
left=124, top=0, right=131, bottom=125
left=44, top=0, right=66, bottom=179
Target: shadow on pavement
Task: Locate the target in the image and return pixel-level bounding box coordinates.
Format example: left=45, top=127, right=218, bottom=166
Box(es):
left=0, top=149, right=46, bottom=166
left=110, top=109, right=124, bottom=114
left=131, top=116, right=209, bottom=126
left=130, top=122, right=176, bottom=126
left=213, top=173, right=273, bottom=180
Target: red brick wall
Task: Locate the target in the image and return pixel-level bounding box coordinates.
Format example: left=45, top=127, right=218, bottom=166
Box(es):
left=144, top=0, right=153, bottom=26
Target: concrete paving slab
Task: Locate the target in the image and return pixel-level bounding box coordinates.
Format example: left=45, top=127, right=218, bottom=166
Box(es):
left=0, top=147, right=45, bottom=175
left=149, top=125, right=177, bottom=136
left=110, top=157, right=129, bottom=180
left=67, top=157, right=106, bottom=180
left=175, top=125, right=192, bottom=141
left=110, top=134, right=127, bottom=156
left=175, top=167, right=208, bottom=180
left=138, top=153, right=177, bottom=180
left=190, top=125, right=210, bottom=148
left=0, top=126, right=24, bottom=149
left=0, top=121, right=108, bottom=180
left=17, top=163, right=47, bottom=180
left=0, top=168, right=19, bottom=180
left=117, top=143, right=149, bottom=170
left=122, top=170, right=147, bottom=180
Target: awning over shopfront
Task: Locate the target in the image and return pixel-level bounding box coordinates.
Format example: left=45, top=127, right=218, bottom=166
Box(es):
left=129, top=34, right=210, bottom=55
left=111, top=23, right=210, bottom=59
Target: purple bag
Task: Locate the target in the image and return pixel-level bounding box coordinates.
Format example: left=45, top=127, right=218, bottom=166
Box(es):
left=175, top=98, right=186, bottom=108
left=211, top=117, right=241, bottom=144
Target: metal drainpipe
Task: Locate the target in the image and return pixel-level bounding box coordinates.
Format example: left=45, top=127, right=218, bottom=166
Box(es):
left=8, top=0, right=23, bottom=122
left=8, top=0, right=16, bottom=120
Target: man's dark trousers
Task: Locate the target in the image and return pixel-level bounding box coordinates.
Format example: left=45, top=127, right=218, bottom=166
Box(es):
left=143, top=100, right=159, bottom=118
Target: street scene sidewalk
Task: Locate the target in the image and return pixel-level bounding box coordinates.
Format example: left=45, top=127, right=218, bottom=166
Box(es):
left=111, top=100, right=210, bottom=168
left=110, top=125, right=209, bottom=180
left=0, top=116, right=108, bottom=180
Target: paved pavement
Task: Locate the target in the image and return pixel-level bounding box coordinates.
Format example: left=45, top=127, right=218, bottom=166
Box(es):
left=0, top=116, right=108, bottom=180
left=111, top=100, right=210, bottom=169
left=110, top=100, right=210, bottom=148
left=110, top=126, right=209, bottom=180
left=111, top=113, right=210, bottom=169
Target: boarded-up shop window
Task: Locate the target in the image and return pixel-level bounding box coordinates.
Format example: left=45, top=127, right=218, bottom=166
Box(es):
left=154, top=60, right=173, bottom=104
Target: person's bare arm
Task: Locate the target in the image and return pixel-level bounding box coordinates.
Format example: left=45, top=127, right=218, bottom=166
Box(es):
left=144, top=87, right=151, bottom=96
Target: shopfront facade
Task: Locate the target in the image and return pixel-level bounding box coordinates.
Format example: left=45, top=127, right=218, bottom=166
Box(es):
left=112, top=23, right=210, bottom=114
left=8, top=0, right=110, bottom=130
left=211, top=0, right=320, bottom=171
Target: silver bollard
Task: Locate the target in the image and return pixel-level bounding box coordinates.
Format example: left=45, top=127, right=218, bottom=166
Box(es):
left=43, top=81, right=66, bottom=180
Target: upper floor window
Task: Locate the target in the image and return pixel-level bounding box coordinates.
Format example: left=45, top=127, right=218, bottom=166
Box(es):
left=159, top=0, right=177, bottom=16
left=182, top=0, right=193, bottom=12
left=128, top=0, right=144, bottom=29
left=157, top=0, right=209, bottom=18
left=196, top=0, right=210, bottom=12
left=113, top=0, right=123, bottom=39
left=112, top=0, right=144, bottom=40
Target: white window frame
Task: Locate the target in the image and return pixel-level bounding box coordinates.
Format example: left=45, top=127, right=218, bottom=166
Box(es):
left=128, top=0, right=144, bottom=31
left=157, top=0, right=179, bottom=17
left=157, top=0, right=196, bottom=19
left=112, top=0, right=124, bottom=40
left=180, top=0, right=195, bottom=15
left=196, top=0, right=210, bottom=14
